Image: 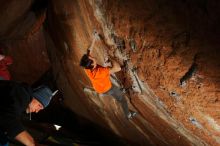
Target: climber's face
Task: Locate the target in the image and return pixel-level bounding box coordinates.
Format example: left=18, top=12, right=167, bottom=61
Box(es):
left=26, top=98, right=44, bottom=113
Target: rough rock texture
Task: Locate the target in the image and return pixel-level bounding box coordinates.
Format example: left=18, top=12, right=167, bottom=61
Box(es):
left=0, top=0, right=220, bottom=145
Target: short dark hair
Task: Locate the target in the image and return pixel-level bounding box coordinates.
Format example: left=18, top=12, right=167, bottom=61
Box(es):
left=80, top=54, right=94, bottom=69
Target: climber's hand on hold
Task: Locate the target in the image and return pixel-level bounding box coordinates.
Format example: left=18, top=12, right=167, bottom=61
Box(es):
left=93, top=30, right=100, bottom=41
left=104, top=58, right=112, bottom=67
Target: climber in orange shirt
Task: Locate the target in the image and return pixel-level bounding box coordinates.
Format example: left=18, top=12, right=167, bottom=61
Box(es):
left=80, top=50, right=137, bottom=119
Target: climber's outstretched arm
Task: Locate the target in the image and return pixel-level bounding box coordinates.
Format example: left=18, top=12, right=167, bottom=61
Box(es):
left=87, top=31, right=100, bottom=56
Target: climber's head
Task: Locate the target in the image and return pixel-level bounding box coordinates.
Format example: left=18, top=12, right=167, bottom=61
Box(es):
left=80, top=54, right=97, bottom=69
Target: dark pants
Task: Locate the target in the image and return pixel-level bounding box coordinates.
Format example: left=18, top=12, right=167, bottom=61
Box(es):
left=102, top=85, right=130, bottom=116
left=0, top=130, right=8, bottom=146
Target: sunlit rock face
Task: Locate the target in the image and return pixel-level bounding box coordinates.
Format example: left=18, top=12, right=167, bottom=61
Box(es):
left=1, top=0, right=220, bottom=145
